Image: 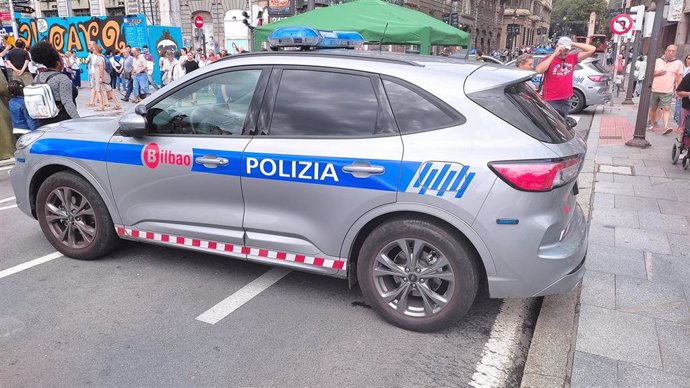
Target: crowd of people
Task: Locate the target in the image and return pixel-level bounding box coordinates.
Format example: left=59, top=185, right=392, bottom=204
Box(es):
left=0, top=38, right=251, bottom=162
left=509, top=37, right=690, bottom=137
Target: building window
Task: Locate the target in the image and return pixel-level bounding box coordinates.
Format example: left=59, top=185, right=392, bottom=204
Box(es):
left=42, top=10, right=58, bottom=17
left=73, top=8, right=90, bottom=16
left=106, top=6, right=125, bottom=16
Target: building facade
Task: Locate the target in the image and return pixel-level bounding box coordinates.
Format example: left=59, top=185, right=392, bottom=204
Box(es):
left=28, top=0, right=508, bottom=52
left=460, top=0, right=505, bottom=53
left=499, top=0, right=551, bottom=49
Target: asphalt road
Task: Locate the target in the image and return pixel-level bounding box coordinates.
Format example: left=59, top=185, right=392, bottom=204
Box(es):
left=0, top=108, right=594, bottom=387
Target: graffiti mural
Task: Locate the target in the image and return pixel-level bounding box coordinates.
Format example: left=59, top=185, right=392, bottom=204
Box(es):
left=147, top=26, right=183, bottom=86
left=15, top=15, right=182, bottom=84
left=16, top=15, right=145, bottom=81
left=15, top=15, right=142, bottom=54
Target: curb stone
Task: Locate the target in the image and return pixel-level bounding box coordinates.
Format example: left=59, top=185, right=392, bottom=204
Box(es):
left=520, top=107, right=601, bottom=388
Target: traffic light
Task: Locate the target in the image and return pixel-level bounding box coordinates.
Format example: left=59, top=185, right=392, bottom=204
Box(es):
left=629, top=5, right=645, bottom=31
left=242, top=10, right=250, bottom=27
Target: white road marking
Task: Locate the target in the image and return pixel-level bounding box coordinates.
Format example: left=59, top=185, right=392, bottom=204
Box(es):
left=0, top=196, right=15, bottom=203
left=469, top=298, right=535, bottom=388
left=0, top=252, right=63, bottom=280
left=0, top=204, right=17, bottom=211
left=196, top=267, right=292, bottom=325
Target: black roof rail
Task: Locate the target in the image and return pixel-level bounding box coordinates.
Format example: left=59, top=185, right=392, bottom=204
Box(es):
left=214, top=50, right=423, bottom=67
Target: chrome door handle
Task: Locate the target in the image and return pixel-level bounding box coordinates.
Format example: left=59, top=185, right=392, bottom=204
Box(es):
left=195, top=155, right=229, bottom=168
left=342, top=162, right=385, bottom=178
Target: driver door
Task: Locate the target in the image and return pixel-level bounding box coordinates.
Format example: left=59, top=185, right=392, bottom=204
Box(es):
left=107, top=67, right=269, bottom=253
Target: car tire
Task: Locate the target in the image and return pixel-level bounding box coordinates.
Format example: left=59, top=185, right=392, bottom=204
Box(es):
left=357, top=217, right=478, bottom=332
left=36, top=171, right=120, bottom=260
left=570, top=90, right=586, bottom=114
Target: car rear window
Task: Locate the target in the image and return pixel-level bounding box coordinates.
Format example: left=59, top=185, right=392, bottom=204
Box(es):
left=588, top=60, right=608, bottom=74
left=468, top=81, right=574, bottom=144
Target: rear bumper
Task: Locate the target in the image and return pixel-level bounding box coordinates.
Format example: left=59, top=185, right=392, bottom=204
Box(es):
left=532, top=250, right=586, bottom=296
left=484, top=202, right=589, bottom=298
left=585, top=89, right=611, bottom=106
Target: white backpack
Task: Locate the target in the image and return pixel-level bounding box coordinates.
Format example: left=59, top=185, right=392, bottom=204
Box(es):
left=24, top=73, right=61, bottom=119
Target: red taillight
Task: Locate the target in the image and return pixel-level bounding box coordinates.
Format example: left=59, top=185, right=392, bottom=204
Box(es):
left=488, top=155, right=583, bottom=192
left=588, top=75, right=606, bottom=82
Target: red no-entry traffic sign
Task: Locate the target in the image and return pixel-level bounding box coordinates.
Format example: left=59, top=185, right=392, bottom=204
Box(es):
left=610, top=13, right=633, bottom=35
left=194, top=15, right=204, bottom=29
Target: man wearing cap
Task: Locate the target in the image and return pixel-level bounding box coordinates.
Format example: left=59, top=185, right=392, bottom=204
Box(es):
left=535, top=36, right=596, bottom=118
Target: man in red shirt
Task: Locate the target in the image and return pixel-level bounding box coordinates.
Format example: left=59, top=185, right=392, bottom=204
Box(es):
left=535, top=37, right=596, bottom=118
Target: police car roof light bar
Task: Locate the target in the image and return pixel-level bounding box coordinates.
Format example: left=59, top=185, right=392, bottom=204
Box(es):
left=269, top=26, right=365, bottom=50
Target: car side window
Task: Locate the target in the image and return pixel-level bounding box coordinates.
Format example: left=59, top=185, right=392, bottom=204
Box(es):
left=146, top=69, right=262, bottom=136
left=382, top=79, right=460, bottom=134
left=268, top=70, right=380, bottom=137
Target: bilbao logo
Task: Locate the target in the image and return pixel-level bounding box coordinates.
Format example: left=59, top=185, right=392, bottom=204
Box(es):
left=142, top=142, right=191, bottom=169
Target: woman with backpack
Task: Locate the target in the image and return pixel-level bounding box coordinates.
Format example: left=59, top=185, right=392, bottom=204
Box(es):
left=108, top=49, right=122, bottom=90
left=28, top=42, right=79, bottom=126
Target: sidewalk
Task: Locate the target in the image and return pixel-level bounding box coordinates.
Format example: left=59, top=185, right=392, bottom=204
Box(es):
left=570, top=99, right=690, bottom=386
left=75, top=86, right=138, bottom=118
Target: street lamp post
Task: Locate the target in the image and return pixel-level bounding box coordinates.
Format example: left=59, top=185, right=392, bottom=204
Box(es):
left=626, top=0, right=665, bottom=148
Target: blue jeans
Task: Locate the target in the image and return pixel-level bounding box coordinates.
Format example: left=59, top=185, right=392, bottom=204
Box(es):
left=132, top=73, right=149, bottom=98
left=124, top=77, right=133, bottom=100
left=547, top=99, right=570, bottom=119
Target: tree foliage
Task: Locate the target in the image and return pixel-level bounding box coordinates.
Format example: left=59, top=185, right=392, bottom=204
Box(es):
left=551, top=0, right=610, bottom=36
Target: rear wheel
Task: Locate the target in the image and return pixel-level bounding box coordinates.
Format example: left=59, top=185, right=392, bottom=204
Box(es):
left=36, top=171, right=120, bottom=260
left=357, top=218, right=478, bottom=332
left=684, top=156, right=689, bottom=170
left=569, top=90, right=586, bottom=114
left=672, top=144, right=680, bottom=165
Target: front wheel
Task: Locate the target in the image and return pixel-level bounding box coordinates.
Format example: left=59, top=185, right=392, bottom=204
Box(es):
left=684, top=156, right=689, bottom=170
left=36, top=171, right=120, bottom=260
left=672, top=143, right=680, bottom=165
left=357, top=218, right=478, bottom=332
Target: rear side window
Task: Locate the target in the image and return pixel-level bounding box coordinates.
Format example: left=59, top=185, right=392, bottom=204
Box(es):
left=468, top=81, right=573, bottom=143
left=269, top=70, right=379, bottom=137
left=589, top=60, right=608, bottom=74
left=383, top=79, right=462, bottom=134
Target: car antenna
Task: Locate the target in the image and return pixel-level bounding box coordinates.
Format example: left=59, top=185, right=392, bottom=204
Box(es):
left=379, top=23, right=389, bottom=52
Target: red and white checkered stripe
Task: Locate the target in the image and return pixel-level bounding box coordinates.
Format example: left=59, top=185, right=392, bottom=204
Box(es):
left=115, top=226, right=347, bottom=271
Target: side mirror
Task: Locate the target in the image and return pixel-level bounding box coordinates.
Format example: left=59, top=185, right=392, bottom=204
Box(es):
left=119, top=113, right=148, bottom=137
left=565, top=116, right=577, bottom=130
left=135, top=104, right=148, bottom=116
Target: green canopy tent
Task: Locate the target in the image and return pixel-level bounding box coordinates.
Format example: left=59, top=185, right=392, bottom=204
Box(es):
left=253, top=0, right=470, bottom=54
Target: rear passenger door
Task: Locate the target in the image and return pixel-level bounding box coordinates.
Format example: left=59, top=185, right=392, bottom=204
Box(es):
left=241, top=67, right=402, bottom=275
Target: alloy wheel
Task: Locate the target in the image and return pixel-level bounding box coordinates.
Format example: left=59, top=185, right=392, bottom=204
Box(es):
left=373, top=238, right=455, bottom=318
left=45, top=187, right=97, bottom=249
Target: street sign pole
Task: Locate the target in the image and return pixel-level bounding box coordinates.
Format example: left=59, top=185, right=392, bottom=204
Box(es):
left=626, top=0, right=665, bottom=148
left=622, top=31, right=642, bottom=105
left=623, top=3, right=645, bottom=105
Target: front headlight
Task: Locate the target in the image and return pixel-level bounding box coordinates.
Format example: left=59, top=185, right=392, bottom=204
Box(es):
left=16, top=130, right=45, bottom=150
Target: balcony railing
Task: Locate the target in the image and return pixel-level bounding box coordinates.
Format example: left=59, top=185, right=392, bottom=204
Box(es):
left=503, top=7, right=531, bottom=16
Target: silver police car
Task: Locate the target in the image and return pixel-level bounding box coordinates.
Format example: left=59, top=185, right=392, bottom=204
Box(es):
left=10, top=50, right=588, bottom=332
